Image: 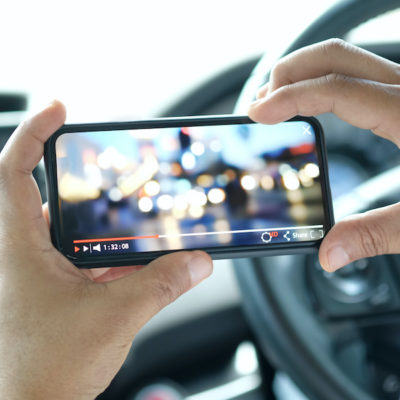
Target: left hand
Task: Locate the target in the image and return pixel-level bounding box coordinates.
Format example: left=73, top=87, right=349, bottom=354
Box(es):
left=0, top=100, right=213, bottom=400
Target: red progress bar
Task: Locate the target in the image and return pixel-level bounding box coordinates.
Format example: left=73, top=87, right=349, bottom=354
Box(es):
left=73, top=235, right=159, bottom=244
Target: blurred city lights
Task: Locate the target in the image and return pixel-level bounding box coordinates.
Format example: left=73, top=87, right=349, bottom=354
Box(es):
left=59, top=173, right=100, bottom=202
left=82, top=149, right=97, bottom=164
left=159, top=162, right=171, bottom=175
left=128, top=129, right=159, bottom=140
left=172, top=207, right=186, bottom=219
left=290, top=204, right=308, bottom=221
left=225, top=169, right=236, bottom=181
left=157, top=194, right=174, bottom=211
left=298, top=168, right=314, bottom=187
left=214, top=219, right=232, bottom=244
left=144, top=180, right=160, bottom=197
left=260, top=175, right=274, bottom=191
left=188, top=205, right=205, bottom=218
left=160, top=179, right=174, bottom=193
left=97, top=152, right=112, bottom=170
left=181, top=152, right=196, bottom=170
left=161, top=136, right=179, bottom=152
left=197, top=174, right=214, bottom=187
left=97, top=146, right=119, bottom=170
left=214, top=219, right=230, bottom=232
left=282, top=170, right=300, bottom=191
left=216, top=174, right=229, bottom=186
left=83, top=164, right=102, bottom=189
left=241, top=175, right=257, bottom=191
left=96, top=146, right=129, bottom=171
left=176, top=178, right=192, bottom=194
left=119, top=155, right=159, bottom=196
left=113, top=153, right=129, bottom=171
left=286, top=189, right=303, bottom=203
left=191, top=142, right=205, bottom=156
left=174, top=194, right=189, bottom=211
left=208, top=188, right=226, bottom=204
left=304, top=163, right=320, bottom=178
left=56, top=122, right=323, bottom=251
left=210, top=139, right=222, bottom=152
left=138, top=196, right=153, bottom=212
left=108, top=187, right=123, bottom=202
left=279, top=163, right=291, bottom=175
left=163, top=216, right=182, bottom=249
left=173, top=194, right=188, bottom=219
left=170, top=162, right=183, bottom=176
left=188, top=189, right=207, bottom=207
left=193, top=223, right=207, bottom=234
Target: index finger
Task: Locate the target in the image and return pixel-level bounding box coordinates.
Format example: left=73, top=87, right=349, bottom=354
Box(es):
left=268, top=39, right=400, bottom=93
left=249, top=74, right=400, bottom=147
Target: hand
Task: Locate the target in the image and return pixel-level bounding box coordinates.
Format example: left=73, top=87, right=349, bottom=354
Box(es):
left=248, top=39, right=400, bottom=272
left=0, top=101, right=213, bottom=399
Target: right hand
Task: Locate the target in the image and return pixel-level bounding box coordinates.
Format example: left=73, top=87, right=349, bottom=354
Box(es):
left=248, top=39, right=400, bottom=272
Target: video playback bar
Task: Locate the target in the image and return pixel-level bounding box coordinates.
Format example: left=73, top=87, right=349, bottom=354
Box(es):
left=72, top=225, right=324, bottom=255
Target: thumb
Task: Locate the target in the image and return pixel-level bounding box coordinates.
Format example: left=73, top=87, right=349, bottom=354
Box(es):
left=104, top=250, right=213, bottom=329
left=319, top=203, right=400, bottom=272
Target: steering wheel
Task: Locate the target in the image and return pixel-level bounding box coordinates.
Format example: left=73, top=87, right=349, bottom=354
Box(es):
left=234, top=1, right=400, bottom=400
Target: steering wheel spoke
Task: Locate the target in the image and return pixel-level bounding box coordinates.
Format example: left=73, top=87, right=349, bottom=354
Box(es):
left=307, top=255, right=400, bottom=322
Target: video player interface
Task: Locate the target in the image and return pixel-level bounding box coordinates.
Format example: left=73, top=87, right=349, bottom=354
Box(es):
left=55, top=121, right=326, bottom=258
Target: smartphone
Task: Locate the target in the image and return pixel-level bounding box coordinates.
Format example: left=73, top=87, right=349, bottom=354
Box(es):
left=44, top=115, right=334, bottom=268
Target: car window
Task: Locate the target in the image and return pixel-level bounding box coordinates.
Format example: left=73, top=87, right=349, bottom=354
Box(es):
left=1, top=0, right=338, bottom=122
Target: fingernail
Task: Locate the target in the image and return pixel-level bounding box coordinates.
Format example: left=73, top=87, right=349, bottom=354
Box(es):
left=42, top=99, right=58, bottom=110
left=188, top=253, right=212, bottom=286
left=327, top=246, right=350, bottom=271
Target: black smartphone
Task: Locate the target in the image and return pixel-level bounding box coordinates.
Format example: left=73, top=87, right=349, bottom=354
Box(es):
left=44, top=115, right=333, bottom=268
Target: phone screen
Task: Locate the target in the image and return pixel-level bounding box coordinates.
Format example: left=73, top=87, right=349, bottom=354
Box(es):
left=51, top=118, right=331, bottom=263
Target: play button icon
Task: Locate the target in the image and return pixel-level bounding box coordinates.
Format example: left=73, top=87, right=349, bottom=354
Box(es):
left=74, top=246, right=80, bottom=253
left=83, top=245, right=89, bottom=252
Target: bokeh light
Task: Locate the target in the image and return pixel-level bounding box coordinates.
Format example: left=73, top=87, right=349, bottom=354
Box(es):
left=208, top=188, right=226, bottom=204
left=181, top=152, right=196, bottom=170
left=241, top=175, right=257, bottom=191
left=282, top=170, right=300, bottom=191
left=138, top=196, right=153, bottom=212
left=144, top=180, right=160, bottom=197
left=260, top=175, right=274, bottom=191
left=304, top=163, right=320, bottom=178
left=157, top=194, right=174, bottom=211
left=191, top=142, right=205, bottom=156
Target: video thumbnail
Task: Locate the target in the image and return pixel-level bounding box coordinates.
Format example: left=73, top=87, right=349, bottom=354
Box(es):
left=55, top=121, right=325, bottom=255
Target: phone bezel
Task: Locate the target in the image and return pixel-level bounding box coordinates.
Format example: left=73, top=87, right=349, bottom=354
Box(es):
left=44, top=115, right=334, bottom=268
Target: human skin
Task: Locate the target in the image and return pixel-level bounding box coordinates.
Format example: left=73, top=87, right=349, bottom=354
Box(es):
left=248, top=38, right=400, bottom=272
left=0, top=101, right=213, bottom=399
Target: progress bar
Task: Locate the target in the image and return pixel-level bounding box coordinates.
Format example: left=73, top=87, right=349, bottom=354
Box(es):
left=73, top=225, right=323, bottom=244
left=73, top=235, right=159, bottom=244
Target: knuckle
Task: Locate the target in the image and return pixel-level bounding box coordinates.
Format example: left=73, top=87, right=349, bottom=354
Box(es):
left=271, top=59, right=285, bottom=77
left=324, top=73, right=353, bottom=102
left=322, top=38, right=347, bottom=54
left=270, top=58, right=291, bottom=87
left=325, top=72, right=348, bottom=87
left=357, top=215, right=388, bottom=257
left=150, top=271, right=185, bottom=309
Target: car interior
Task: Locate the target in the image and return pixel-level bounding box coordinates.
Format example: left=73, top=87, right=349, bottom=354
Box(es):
left=1, top=1, right=400, bottom=399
